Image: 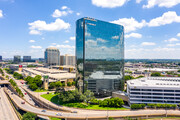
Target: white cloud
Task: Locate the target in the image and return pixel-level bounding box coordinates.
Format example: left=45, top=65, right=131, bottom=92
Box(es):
left=0, top=10, right=3, bottom=18
left=164, top=38, right=179, bottom=42
left=29, top=40, right=35, bottom=43
left=177, top=33, right=180, bottom=37
left=141, top=42, right=156, bottom=46
left=136, top=0, right=143, bottom=3
left=52, top=9, right=68, bottom=18
left=29, top=30, right=41, bottom=35
left=125, top=33, right=142, bottom=39
left=52, top=6, right=73, bottom=18
left=42, top=37, right=45, bottom=40
left=64, top=40, right=69, bottom=43
left=51, top=43, right=57, bottom=45
left=148, top=11, right=180, bottom=27
left=28, top=18, right=70, bottom=35
left=111, top=17, right=146, bottom=33
left=125, top=47, right=180, bottom=59
left=92, top=0, right=128, bottom=8
left=61, top=6, right=68, bottom=10
left=167, top=43, right=180, bottom=47
left=70, top=36, right=75, bottom=41
left=143, top=0, right=180, bottom=8
left=97, top=38, right=107, bottom=43
left=55, top=44, right=75, bottom=49
left=112, top=36, right=119, bottom=39
left=30, top=45, right=42, bottom=49
left=76, top=12, right=80, bottom=16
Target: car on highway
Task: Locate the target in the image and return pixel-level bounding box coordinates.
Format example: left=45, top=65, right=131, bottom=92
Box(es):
left=24, top=93, right=27, bottom=95
left=21, top=101, right=25, bottom=104
left=56, top=113, right=62, bottom=116
left=71, top=111, right=78, bottom=113
left=11, top=93, right=13, bottom=95
left=41, top=110, right=46, bottom=112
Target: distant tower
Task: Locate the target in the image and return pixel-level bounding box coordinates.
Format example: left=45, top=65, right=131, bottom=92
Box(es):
left=44, top=47, right=60, bottom=66
left=43, top=75, right=49, bottom=90
left=0, top=55, right=2, bottom=61
left=14, top=55, right=21, bottom=63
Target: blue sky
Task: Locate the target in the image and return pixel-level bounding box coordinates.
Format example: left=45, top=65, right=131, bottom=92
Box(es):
left=0, top=0, right=180, bottom=59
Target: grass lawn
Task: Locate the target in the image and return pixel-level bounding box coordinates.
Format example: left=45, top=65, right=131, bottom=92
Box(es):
left=34, top=89, right=48, bottom=92
left=41, top=93, right=129, bottom=110
left=50, top=117, right=61, bottom=120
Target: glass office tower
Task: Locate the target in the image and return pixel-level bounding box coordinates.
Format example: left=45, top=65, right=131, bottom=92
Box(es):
left=76, top=17, right=124, bottom=96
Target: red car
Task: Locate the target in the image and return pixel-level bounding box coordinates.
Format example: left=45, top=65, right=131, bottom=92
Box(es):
left=21, top=101, right=25, bottom=104
left=24, top=93, right=27, bottom=95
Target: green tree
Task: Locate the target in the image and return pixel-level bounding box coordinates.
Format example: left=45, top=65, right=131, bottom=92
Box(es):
left=22, top=112, right=37, bottom=120
left=29, top=83, right=38, bottom=91
left=84, top=90, right=95, bottom=104
left=151, top=72, right=161, bottom=76
left=49, top=82, right=56, bottom=89
left=67, top=82, right=72, bottom=86
left=55, top=81, right=62, bottom=88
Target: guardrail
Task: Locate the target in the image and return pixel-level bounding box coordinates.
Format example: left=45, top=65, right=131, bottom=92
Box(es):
left=23, top=88, right=70, bottom=112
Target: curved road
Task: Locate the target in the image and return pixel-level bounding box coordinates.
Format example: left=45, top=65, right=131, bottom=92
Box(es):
left=0, top=88, right=19, bottom=120
left=6, top=87, right=180, bottom=119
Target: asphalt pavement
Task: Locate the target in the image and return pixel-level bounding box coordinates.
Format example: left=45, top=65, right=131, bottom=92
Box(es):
left=0, top=88, right=19, bottom=120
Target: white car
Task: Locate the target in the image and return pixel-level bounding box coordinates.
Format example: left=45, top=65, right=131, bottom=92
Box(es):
left=56, top=113, right=62, bottom=116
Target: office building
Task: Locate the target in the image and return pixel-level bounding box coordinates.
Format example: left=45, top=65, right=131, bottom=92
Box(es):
left=23, top=56, right=34, bottom=62
left=44, top=47, right=60, bottom=66
left=76, top=17, right=124, bottom=96
left=60, top=54, right=76, bottom=66
left=0, top=56, right=2, bottom=61
left=127, top=77, right=180, bottom=105
left=14, top=55, right=21, bottom=63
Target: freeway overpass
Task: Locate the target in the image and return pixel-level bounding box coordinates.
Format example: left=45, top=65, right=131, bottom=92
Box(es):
left=0, top=80, right=9, bottom=85
left=5, top=87, right=180, bottom=120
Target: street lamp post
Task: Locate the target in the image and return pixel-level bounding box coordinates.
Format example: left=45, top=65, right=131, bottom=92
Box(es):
left=165, top=100, right=167, bottom=117
left=58, top=99, right=59, bottom=110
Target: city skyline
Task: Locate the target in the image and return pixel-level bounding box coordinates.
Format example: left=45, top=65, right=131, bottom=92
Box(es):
left=0, top=0, right=180, bottom=59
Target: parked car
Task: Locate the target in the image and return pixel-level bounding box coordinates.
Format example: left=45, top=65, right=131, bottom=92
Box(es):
left=41, top=110, right=46, bottom=112
left=21, top=101, right=25, bottom=104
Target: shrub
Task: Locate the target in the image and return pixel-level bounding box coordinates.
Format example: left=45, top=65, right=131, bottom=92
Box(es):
left=131, top=104, right=145, bottom=109
left=22, top=112, right=37, bottom=120
left=99, top=97, right=124, bottom=108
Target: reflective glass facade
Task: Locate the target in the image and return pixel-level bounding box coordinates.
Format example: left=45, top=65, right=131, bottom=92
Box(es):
left=76, top=17, right=124, bottom=96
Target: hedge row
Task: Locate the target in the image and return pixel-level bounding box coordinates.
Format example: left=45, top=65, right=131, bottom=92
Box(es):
left=9, top=79, right=24, bottom=97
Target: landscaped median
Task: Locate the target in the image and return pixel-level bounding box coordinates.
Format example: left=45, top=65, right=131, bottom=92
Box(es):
left=41, top=90, right=129, bottom=111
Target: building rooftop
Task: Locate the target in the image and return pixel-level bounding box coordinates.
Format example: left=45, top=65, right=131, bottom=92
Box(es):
left=46, top=47, right=59, bottom=50
left=127, top=77, right=180, bottom=88
left=89, top=71, right=122, bottom=79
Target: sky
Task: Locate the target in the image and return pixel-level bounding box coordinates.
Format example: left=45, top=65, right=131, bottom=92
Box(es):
left=0, top=0, right=180, bottom=59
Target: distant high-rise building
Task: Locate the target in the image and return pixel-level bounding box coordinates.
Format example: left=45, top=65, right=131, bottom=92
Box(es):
left=60, top=54, right=75, bottom=66
left=0, top=55, right=2, bottom=61
left=23, top=56, right=31, bottom=62
left=13, top=55, right=21, bottom=63
left=44, top=47, right=60, bottom=66
left=76, top=17, right=124, bottom=96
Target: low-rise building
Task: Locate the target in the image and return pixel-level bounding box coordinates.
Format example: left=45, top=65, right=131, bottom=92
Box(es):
left=22, top=67, right=75, bottom=83
left=127, top=77, right=180, bottom=105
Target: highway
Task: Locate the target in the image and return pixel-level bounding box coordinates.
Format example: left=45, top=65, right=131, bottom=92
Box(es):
left=0, top=88, right=19, bottom=120
left=3, top=68, right=180, bottom=119
left=6, top=87, right=180, bottom=119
